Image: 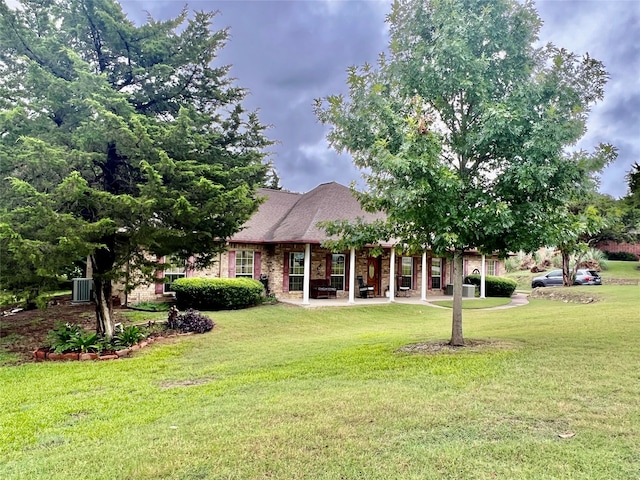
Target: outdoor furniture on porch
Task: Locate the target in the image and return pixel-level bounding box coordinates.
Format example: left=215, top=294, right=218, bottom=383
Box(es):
left=396, top=275, right=410, bottom=297
left=357, top=275, right=374, bottom=298
left=310, top=279, right=337, bottom=299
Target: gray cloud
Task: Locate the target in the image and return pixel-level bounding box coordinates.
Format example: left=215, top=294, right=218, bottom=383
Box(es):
left=119, top=0, right=638, bottom=198
left=537, top=0, right=640, bottom=198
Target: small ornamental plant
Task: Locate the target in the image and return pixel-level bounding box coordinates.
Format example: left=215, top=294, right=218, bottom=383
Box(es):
left=67, top=332, right=101, bottom=353
left=167, top=307, right=214, bottom=334
left=45, top=322, right=151, bottom=355
left=39, top=308, right=213, bottom=361
left=46, top=322, right=102, bottom=354
left=46, top=322, right=82, bottom=353
left=113, top=325, right=146, bottom=348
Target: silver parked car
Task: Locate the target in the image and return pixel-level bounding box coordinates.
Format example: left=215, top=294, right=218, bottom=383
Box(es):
left=531, top=269, right=602, bottom=288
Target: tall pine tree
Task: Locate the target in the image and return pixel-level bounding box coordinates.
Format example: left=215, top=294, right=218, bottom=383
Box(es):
left=0, top=0, right=272, bottom=336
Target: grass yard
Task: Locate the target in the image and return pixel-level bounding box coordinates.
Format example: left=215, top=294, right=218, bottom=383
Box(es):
left=1, top=285, right=640, bottom=479
left=430, top=297, right=512, bottom=309
left=604, top=260, right=640, bottom=279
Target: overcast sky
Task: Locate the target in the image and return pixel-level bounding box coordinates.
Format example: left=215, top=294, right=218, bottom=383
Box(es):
left=16, top=0, right=640, bottom=198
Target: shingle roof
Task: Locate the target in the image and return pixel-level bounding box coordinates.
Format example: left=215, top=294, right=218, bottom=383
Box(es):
left=230, top=182, right=387, bottom=245
left=229, top=188, right=301, bottom=243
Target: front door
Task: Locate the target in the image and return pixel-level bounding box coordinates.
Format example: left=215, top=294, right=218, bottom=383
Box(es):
left=367, top=257, right=380, bottom=296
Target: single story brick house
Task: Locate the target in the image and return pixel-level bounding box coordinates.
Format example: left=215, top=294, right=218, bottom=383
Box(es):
left=118, top=182, right=504, bottom=305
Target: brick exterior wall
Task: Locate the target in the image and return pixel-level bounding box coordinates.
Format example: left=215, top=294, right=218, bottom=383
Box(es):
left=464, top=255, right=502, bottom=277
left=596, top=241, right=640, bottom=259
left=109, top=246, right=506, bottom=304
left=112, top=254, right=220, bottom=305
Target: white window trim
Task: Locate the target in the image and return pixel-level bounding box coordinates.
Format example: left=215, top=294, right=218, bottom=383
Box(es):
left=289, top=252, right=305, bottom=291
left=431, top=258, right=442, bottom=289
left=164, top=257, right=186, bottom=294
left=401, top=256, right=413, bottom=289
left=235, top=250, right=255, bottom=278
left=331, top=254, right=346, bottom=290
left=487, top=260, right=497, bottom=276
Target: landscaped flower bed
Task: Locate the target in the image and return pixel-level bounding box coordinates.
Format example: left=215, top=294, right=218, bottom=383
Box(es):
left=33, top=336, right=155, bottom=361
left=32, top=307, right=214, bottom=362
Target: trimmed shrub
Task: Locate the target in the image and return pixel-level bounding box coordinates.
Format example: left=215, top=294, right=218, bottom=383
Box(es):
left=167, top=308, right=214, bottom=334
left=172, top=277, right=264, bottom=310
left=463, top=274, right=517, bottom=297
left=604, top=251, right=639, bottom=261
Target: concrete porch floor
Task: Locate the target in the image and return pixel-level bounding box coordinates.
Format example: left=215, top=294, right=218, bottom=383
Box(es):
left=280, top=293, right=529, bottom=310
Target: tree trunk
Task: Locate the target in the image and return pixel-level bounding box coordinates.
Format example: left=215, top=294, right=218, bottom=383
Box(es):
left=450, top=249, right=465, bottom=346
left=90, top=244, right=116, bottom=338
left=93, top=275, right=114, bottom=338
left=561, top=251, right=571, bottom=286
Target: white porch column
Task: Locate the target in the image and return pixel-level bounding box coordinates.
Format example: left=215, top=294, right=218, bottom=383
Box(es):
left=480, top=254, right=486, bottom=299
left=302, top=243, right=311, bottom=305
left=421, top=251, right=428, bottom=301
left=389, top=248, right=396, bottom=302
left=348, top=247, right=356, bottom=304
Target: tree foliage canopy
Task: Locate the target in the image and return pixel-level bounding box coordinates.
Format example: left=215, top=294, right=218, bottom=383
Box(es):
left=623, top=162, right=640, bottom=235
left=0, top=0, right=273, bottom=334
left=315, top=0, right=609, bottom=344
left=546, top=145, right=617, bottom=285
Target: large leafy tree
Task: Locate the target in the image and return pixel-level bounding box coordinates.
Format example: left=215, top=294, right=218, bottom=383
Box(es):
left=622, top=162, right=640, bottom=237
left=589, top=193, right=630, bottom=244
left=550, top=145, right=617, bottom=286
left=0, top=0, right=272, bottom=336
left=557, top=161, right=640, bottom=272
left=315, top=0, right=608, bottom=345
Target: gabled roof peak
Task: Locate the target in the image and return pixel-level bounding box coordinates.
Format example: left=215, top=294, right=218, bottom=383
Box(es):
left=231, top=182, right=383, bottom=244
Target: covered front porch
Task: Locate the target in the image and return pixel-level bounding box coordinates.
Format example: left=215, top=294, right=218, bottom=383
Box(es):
left=280, top=292, right=453, bottom=308
left=290, top=243, right=490, bottom=306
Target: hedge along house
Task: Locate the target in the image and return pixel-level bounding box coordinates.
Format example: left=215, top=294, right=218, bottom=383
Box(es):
left=118, top=182, right=504, bottom=305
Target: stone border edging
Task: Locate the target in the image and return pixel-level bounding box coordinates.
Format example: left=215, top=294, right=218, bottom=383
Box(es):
left=32, top=332, right=195, bottom=362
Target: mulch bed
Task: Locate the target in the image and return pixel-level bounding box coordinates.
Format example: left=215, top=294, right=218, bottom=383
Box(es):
left=397, top=338, right=522, bottom=354
left=0, top=295, right=127, bottom=364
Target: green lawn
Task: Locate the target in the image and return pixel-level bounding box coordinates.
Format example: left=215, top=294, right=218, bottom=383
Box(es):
left=604, top=259, right=640, bottom=279
left=431, top=297, right=512, bottom=309
left=1, top=286, right=640, bottom=479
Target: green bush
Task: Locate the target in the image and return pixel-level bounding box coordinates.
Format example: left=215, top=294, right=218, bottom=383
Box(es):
left=604, top=251, right=638, bottom=261
left=463, top=274, right=517, bottom=297
left=172, top=277, right=265, bottom=310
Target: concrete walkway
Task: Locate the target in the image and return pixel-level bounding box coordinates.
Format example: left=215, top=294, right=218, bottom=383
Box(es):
left=280, top=292, right=529, bottom=310
left=490, top=292, right=529, bottom=309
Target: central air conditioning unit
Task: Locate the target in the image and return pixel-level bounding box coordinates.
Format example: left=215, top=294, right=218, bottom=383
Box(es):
left=72, top=278, right=93, bottom=303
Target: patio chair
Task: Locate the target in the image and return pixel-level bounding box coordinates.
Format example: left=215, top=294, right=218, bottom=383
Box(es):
left=396, top=275, right=410, bottom=297
left=357, top=275, right=374, bottom=298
